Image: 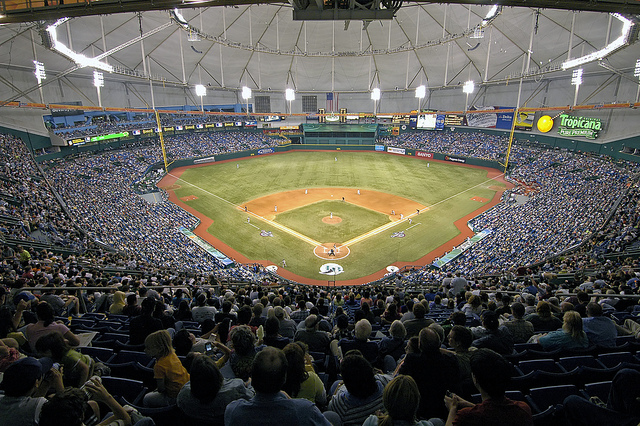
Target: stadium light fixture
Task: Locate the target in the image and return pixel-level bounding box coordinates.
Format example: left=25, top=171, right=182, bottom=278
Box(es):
left=415, top=85, right=426, bottom=112
left=33, top=60, right=46, bottom=84
left=46, top=18, right=114, bottom=73
left=195, top=84, right=206, bottom=112
left=241, top=86, right=251, bottom=115
left=285, top=88, right=295, bottom=115
left=195, top=84, right=206, bottom=97
left=571, top=68, right=583, bottom=86
left=172, top=8, right=189, bottom=26
left=242, top=86, right=252, bottom=100
left=562, top=13, right=634, bottom=70
left=93, top=70, right=104, bottom=88
left=463, top=80, right=474, bottom=113
left=371, top=88, right=381, bottom=118
left=93, top=70, right=104, bottom=108
left=635, top=59, right=640, bottom=103
left=285, top=88, right=295, bottom=101
left=571, top=68, right=583, bottom=106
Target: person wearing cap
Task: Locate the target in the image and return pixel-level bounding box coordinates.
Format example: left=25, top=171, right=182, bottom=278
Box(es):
left=0, top=357, right=64, bottom=426
left=294, top=315, right=331, bottom=354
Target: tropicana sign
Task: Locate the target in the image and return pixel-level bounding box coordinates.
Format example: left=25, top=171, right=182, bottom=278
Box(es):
left=557, top=114, right=603, bottom=139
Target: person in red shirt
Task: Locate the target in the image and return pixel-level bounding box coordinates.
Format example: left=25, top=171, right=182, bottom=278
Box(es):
left=444, top=348, right=533, bottom=426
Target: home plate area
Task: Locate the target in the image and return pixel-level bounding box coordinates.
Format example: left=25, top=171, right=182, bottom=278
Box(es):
left=314, top=243, right=350, bottom=259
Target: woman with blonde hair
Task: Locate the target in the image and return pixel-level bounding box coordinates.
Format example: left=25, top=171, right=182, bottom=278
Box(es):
left=144, top=330, right=190, bottom=407
left=363, top=375, right=437, bottom=426
left=536, top=311, right=589, bottom=351
left=109, top=291, right=126, bottom=315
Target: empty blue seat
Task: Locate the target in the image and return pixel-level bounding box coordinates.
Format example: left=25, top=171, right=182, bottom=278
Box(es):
left=598, top=352, right=638, bottom=368
left=582, top=381, right=612, bottom=404
left=525, top=384, right=580, bottom=414
left=558, top=355, right=605, bottom=371
left=517, top=359, right=566, bottom=375
left=101, top=376, right=147, bottom=406
left=78, top=346, right=115, bottom=363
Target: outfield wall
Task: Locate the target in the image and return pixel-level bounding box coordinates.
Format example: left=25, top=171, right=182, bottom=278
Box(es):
left=160, top=144, right=504, bottom=174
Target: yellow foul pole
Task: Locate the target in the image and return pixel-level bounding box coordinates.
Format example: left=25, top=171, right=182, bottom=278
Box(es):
left=503, top=108, right=517, bottom=173
left=154, top=109, right=169, bottom=172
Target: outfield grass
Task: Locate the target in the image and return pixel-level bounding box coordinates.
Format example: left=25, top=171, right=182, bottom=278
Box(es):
left=172, top=151, right=504, bottom=281
left=275, top=200, right=390, bottom=243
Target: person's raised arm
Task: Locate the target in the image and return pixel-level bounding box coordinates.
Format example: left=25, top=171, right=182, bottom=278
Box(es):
left=85, top=377, right=132, bottom=426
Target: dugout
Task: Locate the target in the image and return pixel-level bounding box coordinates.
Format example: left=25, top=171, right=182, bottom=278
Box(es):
left=302, top=123, right=377, bottom=145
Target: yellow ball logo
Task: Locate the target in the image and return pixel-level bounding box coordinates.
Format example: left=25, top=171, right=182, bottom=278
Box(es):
left=537, top=115, right=553, bottom=133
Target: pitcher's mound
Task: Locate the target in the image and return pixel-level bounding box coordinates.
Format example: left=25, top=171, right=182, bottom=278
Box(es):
left=322, top=216, right=342, bottom=224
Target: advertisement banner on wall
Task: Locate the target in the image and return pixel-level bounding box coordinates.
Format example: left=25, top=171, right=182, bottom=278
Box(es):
left=466, top=106, right=499, bottom=128
left=416, top=151, right=434, bottom=159
left=495, top=110, right=514, bottom=130
left=557, top=114, right=602, bottom=139
left=435, top=115, right=445, bottom=130
left=375, top=145, right=385, bottom=151
left=444, top=114, right=465, bottom=126
left=387, top=147, right=406, bottom=155
left=514, top=111, right=534, bottom=130
left=257, top=148, right=274, bottom=155
left=445, top=155, right=466, bottom=163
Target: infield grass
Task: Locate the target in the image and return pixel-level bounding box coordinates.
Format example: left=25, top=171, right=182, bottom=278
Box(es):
left=172, top=151, right=504, bottom=281
left=276, top=200, right=390, bottom=243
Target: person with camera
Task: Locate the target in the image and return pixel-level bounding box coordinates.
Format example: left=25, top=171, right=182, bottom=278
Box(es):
left=0, top=357, right=65, bottom=426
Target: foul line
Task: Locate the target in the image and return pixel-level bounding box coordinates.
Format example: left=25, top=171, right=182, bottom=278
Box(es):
left=169, top=172, right=504, bottom=250
left=342, top=173, right=505, bottom=247
left=168, top=173, right=322, bottom=247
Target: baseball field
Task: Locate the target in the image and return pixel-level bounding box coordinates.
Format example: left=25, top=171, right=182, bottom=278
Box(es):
left=159, top=151, right=509, bottom=284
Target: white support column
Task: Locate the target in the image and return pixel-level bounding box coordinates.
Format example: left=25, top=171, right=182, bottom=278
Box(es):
left=567, top=12, right=575, bottom=62
left=443, top=5, right=449, bottom=86
left=100, top=16, right=108, bottom=64
left=179, top=30, right=186, bottom=84
left=30, top=29, right=44, bottom=104
left=219, top=44, right=225, bottom=88
left=484, top=26, right=492, bottom=82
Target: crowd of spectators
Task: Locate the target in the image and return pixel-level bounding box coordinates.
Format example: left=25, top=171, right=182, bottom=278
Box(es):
left=1, top=251, right=639, bottom=425
left=49, top=113, right=259, bottom=139
left=0, top=134, right=85, bottom=249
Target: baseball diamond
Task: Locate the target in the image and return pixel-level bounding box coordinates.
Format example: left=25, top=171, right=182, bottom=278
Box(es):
left=158, top=150, right=510, bottom=284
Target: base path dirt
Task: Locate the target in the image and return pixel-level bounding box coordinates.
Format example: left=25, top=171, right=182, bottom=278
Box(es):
left=243, top=188, right=426, bottom=221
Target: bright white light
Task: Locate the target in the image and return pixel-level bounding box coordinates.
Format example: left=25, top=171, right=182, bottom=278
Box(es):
left=34, top=61, right=46, bottom=84
left=242, top=86, right=252, bottom=100
left=371, top=88, right=381, bottom=101
left=571, top=68, right=583, bottom=86
left=173, top=8, right=188, bottom=26
left=285, top=88, right=295, bottom=101
left=463, top=80, right=475, bottom=94
left=634, top=59, right=640, bottom=78
left=562, top=13, right=633, bottom=70
left=485, top=5, right=498, bottom=20
left=195, top=84, right=206, bottom=97
left=415, top=85, right=426, bottom=99
left=46, top=18, right=114, bottom=73
left=93, top=70, right=104, bottom=88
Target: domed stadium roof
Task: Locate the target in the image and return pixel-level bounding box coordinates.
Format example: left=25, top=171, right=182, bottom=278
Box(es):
left=0, top=2, right=637, bottom=112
